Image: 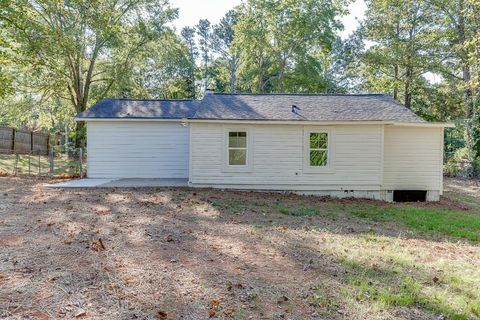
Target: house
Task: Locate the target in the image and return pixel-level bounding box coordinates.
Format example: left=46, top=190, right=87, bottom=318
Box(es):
left=75, top=91, right=453, bottom=202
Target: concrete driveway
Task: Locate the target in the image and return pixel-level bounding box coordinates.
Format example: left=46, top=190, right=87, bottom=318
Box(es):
left=47, top=178, right=189, bottom=188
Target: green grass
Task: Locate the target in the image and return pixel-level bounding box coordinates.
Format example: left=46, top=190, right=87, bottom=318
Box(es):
left=277, top=205, right=320, bottom=217
left=0, top=154, right=84, bottom=176
left=340, top=256, right=478, bottom=320
left=349, top=205, right=480, bottom=241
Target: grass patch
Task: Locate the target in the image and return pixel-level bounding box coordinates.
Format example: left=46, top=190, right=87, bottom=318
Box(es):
left=308, top=286, right=338, bottom=315
left=277, top=205, right=319, bottom=217
left=348, top=277, right=420, bottom=307
left=349, top=205, right=480, bottom=241
left=345, top=267, right=474, bottom=319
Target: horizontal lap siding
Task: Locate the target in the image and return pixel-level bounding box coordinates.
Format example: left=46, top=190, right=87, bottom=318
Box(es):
left=383, top=126, right=443, bottom=190
left=190, top=123, right=382, bottom=190
left=87, top=121, right=189, bottom=178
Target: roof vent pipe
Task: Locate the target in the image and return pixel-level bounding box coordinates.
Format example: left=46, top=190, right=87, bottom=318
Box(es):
left=291, top=105, right=300, bottom=113
left=205, top=88, right=215, bottom=95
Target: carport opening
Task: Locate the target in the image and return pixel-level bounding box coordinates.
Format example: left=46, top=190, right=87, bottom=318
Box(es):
left=393, top=190, right=427, bottom=202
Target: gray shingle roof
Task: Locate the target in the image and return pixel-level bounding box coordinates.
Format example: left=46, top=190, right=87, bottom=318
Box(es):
left=76, top=98, right=197, bottom=119
left=76, top=94, right=425, bottom=123
left=192, top=93, right=424, bottom=122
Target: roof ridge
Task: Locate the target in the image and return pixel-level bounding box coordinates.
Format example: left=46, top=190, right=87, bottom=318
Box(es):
left=211, top=93, right=388, bottom=97
left=107, top=98, right=194, bottom=102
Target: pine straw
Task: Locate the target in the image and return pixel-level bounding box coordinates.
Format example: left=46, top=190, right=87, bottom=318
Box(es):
left=0, top=177, right=479, bottom=320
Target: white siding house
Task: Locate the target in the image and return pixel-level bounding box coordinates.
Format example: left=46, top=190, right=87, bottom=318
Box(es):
left=87, top=121, right=189, bottom=178
left=76, top=93, right=452, bottom=201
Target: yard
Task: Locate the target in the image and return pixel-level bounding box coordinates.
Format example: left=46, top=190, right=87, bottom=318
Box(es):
left=0, top=177, right=479, bottom=320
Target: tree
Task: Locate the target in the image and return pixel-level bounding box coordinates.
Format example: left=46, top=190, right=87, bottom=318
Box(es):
left=1, top=0, right=177, bottom=146
left=361, top=0, right=439, bottom=109
left=0, top=0, right=14, bottom=99
left=328, top=29, right=366, bottom=92
left=211, top=9, right=240, bottom=93
left=196, top=19, right=212, bottom=91
left=429, top=0, right=480, bottom=171
left=233, top=0, right=345, bottom=93
left=111, top=30, right=193, bottom=99
left=181, top=26, right=198, bottom=98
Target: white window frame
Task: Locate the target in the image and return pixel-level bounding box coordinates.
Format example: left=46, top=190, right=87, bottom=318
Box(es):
left=303, top=127, right=334, bottom=173
left=222, top=126, right=253, bottom=172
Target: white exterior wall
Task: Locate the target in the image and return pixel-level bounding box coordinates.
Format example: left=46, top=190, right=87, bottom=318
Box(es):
left=189, top=123, right=383, bottom=191
left=382, top=125, right=444, bottom=193
left=87, top=121, right=189, bottom=178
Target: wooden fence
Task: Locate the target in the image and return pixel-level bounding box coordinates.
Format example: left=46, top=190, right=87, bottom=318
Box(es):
left=0, top=126, right=50, bottom=155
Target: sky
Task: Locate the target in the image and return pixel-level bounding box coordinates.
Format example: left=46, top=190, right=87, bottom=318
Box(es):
left=169, top=0, right=367, bottom=39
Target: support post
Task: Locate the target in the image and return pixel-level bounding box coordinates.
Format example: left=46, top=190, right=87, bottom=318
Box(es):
left=11, top=128, right=15, bottom=153
left=14, top=154, right=18, bottom=175
left=79, top=148, right=83, bottom=178
left=49, top=149, right=54, bottom=175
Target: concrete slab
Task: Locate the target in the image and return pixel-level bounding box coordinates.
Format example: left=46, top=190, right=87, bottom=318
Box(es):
left=101, top=178, right=188, bottom=188
left=46, top=178, right=189, bottom=188
left=46, top=178, right=116, bottom=188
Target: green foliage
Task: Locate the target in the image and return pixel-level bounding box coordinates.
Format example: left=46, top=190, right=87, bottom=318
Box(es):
left=349, top=204, right=480, bottom=241
left=1, top=0, right=178, bottom=142
left=233, top=0, right=346, bottom=93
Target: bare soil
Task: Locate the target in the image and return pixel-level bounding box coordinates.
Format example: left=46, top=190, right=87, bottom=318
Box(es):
left=0, top=177, right=478, bottom=320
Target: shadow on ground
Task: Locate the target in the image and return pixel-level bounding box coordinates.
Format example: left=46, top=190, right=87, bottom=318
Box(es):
left=0, top=177, right=479, bottom=320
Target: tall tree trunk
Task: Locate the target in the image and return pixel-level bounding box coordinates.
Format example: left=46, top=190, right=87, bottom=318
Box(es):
left=404, top=66, right=413, bottom=109
left=229, top=57, right=237, bottom=94
left=458, top=9, right=476, bottom=171
left=393, top=20, right=400, bottom=100
left=393, top=65, right=399, bottom=100
left=258, top=56, right=264, bottom=93
left=277, top=55, right=286, bottom=93
left=75, top=121, right=86, bottom=150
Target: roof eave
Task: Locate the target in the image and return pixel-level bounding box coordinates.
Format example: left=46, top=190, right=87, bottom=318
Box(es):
left=74, top=117, right=186, bottom=121
left=390, top=122, right=455, bottom=128
left=75, top=117, right=453, bottom=127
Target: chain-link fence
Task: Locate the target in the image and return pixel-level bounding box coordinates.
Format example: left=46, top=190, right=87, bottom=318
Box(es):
left=0, top=126, right=86, bottom=178
left=0, top=146, right=86, bottom=178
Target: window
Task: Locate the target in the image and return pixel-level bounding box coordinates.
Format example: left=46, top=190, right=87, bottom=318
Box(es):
left=228, top=131, right=247, bottom=165
left=309, top=132, right=328, bottom=167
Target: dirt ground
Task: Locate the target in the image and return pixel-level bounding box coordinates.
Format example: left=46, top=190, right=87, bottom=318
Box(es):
left=0, top=177, right=479, bottom=320
left=444, top=177, right=480, bottom=197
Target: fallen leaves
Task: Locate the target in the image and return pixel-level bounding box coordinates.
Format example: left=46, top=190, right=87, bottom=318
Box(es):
left=208, top=309, right=216, bottom=318
left=91, top=238, right=106, bottom=251
left=277, top=295, right=289, bottom=304
left=74, top=309, right=86, bottom=317
left=93, top=206, right=112, bottom=215
left=223, top=308, right=235, bottom=316
left=157, top=311, right=168, bottom=319
left=27, top=311, right=50, bottom=320
left=208, top=299, right=221, bottom=318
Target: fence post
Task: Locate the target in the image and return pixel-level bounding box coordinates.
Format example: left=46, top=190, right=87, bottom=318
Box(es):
left=11, top=128, right=15, bottom=153
left=49, top=149, right=54, bottom=175
left=79, top=148, right=83, bottom=178
left=14, top=154, right=18, bottom=175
